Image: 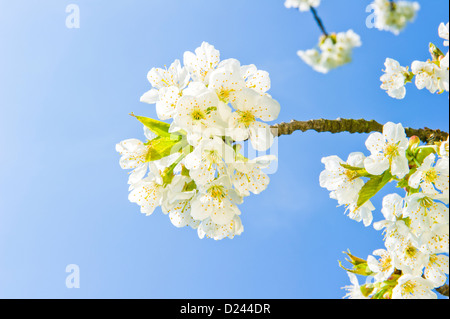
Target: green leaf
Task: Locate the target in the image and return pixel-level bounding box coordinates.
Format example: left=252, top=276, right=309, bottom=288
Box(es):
left=372, top=289, right=387, bottom=300
left=338, top=260, right=373, bottom=277
left=429, top=42, right=445, bottom=61
left=356, top=171, right=393, bottom=208
left=360, top=285, right=374, bottom=298
left=182, top=180, right=197, bottom=192
left=415, top=146, right=437, bottom=165
left=344, top=250, right=367, bottom=266
left=132, top=114, right=180, bottom=139
left=339, top=163, right=374, bottom=178
left=145, top=136, right=184, bottom=162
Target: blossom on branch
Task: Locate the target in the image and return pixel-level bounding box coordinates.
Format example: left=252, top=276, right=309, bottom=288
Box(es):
left=117, top=42, right=280, bottom=240
left=284, top=0, right=320, bottom=12
left=298, top=30, right=362, bottom=73
left=380, top=22, right=450, bottom=99
left=371, top=0, right=420, bottom=35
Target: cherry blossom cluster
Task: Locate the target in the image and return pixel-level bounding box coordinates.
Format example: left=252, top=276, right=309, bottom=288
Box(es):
left=381, top=22, right=449, bottom=99
left=116, top=42, right=280, bottom=240
left=321, top=122, right=449, bottom=299
left=371, top=0, right=420, bottom=35
left=298, top=30, right=362, bottom=73
left=284, top=0, right=320, bottom=12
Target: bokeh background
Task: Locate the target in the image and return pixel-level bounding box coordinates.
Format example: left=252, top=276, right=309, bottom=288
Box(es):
left=0, top=0, right=448, bottom=298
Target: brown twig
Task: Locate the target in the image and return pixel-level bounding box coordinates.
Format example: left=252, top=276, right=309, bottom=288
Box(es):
left=271, top=118, right=449, bottom=143
left=310, top=6, right=329, bottom=37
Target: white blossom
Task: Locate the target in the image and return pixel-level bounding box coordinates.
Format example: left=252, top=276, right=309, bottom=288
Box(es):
left=320, top=153, right=366, bottom=206
left=191, top=176, right=243, bottom=226
left=424, top=254, right=449, bottom=288
left=367, top=249, right=396, bottom=282
left=392, top=275, right=437, bottom=299
left=161, top=175, right=200, bottom=229
left=439, top=137, right=449, bottom=159
left=184, top=136, right=235, bottom=185
left=284, top=0, right=320, bottom=12
left=128, top=163, right=164, bottom=216
left=298, top=30, right=362, bottom=73
left=408, top=153, right=449, bottom=197
left=403, top=193, right=449, bottom=236
left=380, top=58, right=410, bottom=99
left=411, top=60, right=448, bottom=94
left=197, top=215, right=244, bottom=240
left=364, top=122, right=409, bottom=178
left=342, top=272, right=368, bottom=299
left=439, top=22, right=449, bottom=47
left=183, top=42, right=220, bottom=84
left=372, top=0, right=420, bottom=35
left=228, top=88, right=280, bottom=151
left=230, top=155, right=275, bottom=197
left=345, top=201, right=375, bottom=227
left=140, top=60, right=190, bottom=120
left=118, top=42, right=279, bottom=240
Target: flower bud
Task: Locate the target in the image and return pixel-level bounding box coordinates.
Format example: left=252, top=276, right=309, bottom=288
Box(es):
left=429, top=42, right=444, bottom=61
left=408, top=136, right=421, bottom=150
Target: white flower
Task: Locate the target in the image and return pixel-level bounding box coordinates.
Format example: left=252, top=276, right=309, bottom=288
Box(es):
left=285, top=0, right=320, bottom=11
left=297, top=49, right=326, bottom=73
left=364, top=122, right=409, bottom=178
left=374, top=193, right=413, bottom=251
left=140, top=60, right=190, bottom=120
left=228, top=88, right=280, bottom=151
left=403, top=193, right=449, bottom=236
left=374, top=194, right=404, bottom=229
left=367, top=249, right=396, bottom=282
left=342, top=272, right=367, bottom=299
left=320, top=152, right=366, bottom=206
left=119, top=42, right=280, bottom=240
left=438, top=52, right=449, bottom=92
left=116, top=138, right=150, bottom=183
left=183, top=42, right=220, bottom=84
left=372, top=0, right=420, bottom=35
left=380, top=58, right=410, bottom=99
left=345, top=201, right=375, bottom=227
left=116, top=128, right=158, bottom=185
left=173, top=87, right=221, bottom=135
left=128, top=164, right=164, bottom=216
left=424, top=254, right=449, bottom=288
left=392, top=275, right=437, bottom=299
left=161, top=175, right=200, bottom=229
left=319, top=152, right=376, bottom=226
left=391, top=238, right=428, bottom=276
left=197, top=215, right=244, bottom=240
left=438, top=137, right=449, bottom=159
left=439, top=22, right=449, bottom=47
left=409, top=154, right=449, bottom=197
left=411, top=60, right=448, bottom=94
left=184, top=136, right=235, bottom=185
left=419, top=223, right=450, bottom=255
left=230, top=155, right=276, bottom=197
left=191, top=176, right=243, bottom=225
left=241, top=64, right=271, bottom=94
left=208, top=58, right=246, bottom=104
left=298, top=30, right=362, bottom=73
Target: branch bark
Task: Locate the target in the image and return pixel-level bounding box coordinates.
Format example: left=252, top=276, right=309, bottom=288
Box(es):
left=310, top=7, right=329, bottom=37
left=271, top=118, right=449, bottom=143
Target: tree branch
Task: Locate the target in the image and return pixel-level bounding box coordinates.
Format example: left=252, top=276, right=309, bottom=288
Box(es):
left=310, top=7, right=329, bottom=37
left=271, top=118, right=449, bottom=143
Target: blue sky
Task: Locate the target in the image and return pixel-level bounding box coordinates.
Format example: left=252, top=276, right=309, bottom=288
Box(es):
left=0, top=0, right=448, bottom=299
